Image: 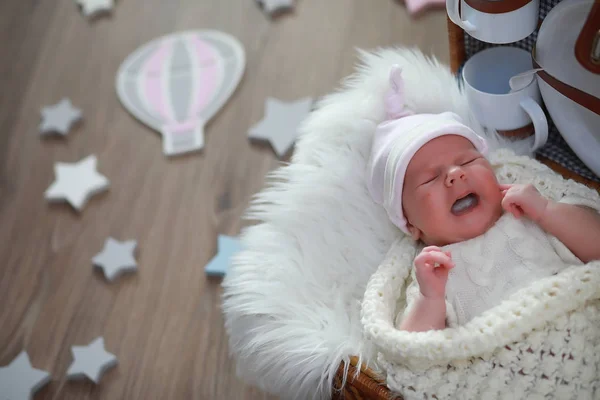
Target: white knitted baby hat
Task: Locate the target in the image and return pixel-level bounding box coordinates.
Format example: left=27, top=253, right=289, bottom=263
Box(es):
left=366, top=65, right=489, bottom=234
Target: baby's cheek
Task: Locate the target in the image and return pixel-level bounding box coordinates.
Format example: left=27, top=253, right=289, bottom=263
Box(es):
left=421, top=192, right=432, bottom=204
left=421, top=190, right=441, bottom=208
left=418, top=192, right=439, bottom=217
left=404, top=193, right=425, bottom=222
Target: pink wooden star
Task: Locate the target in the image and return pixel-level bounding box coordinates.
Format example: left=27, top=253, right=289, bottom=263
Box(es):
left=401, top=0, right=446, bottom=16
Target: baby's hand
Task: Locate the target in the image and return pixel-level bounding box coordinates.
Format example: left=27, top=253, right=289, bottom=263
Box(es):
left=414, top=246, right=454, bottom=299
left=500, top=183, right=549, bottom=222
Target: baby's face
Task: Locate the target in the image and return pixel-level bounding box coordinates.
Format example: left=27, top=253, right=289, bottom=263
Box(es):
left=401, top=135, right=503, bottom=246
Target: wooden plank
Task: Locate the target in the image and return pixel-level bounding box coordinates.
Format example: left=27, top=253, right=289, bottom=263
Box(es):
left=0, top=0, right=450, bottom=399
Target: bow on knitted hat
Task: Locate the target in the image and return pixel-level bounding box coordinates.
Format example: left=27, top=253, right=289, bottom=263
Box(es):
left=384, top=65, right=414, bottom=120
left=366, top=65, right=488, bottom=234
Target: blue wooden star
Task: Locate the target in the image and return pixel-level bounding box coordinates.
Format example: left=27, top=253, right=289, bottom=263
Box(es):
left=204, top=235, right=242, bottom=278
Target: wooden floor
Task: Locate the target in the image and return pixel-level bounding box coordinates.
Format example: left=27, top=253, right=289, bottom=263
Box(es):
left=0, top=1, right=449, bottom=399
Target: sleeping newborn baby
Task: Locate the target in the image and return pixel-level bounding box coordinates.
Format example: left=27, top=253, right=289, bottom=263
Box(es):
left=366, top=66, right=600, bottom=331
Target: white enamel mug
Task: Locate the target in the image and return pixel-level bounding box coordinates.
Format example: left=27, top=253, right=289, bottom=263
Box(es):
left=462, top=46, right=548, bottom=151
left=446, top=0, right=540, bottom=44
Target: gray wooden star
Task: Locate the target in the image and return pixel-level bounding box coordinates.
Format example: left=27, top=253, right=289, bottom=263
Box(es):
left=0, top=351, right=51, bottom=400
left=76, top=0, right=115, bottom=18
left=44, top=154, right=110, bottom=212
left=66, top=337, right=117, bottom=384
left=248, top=97, right=313, bottom=158
left=39, top=98, right=82, bottom=136
left=92, top=237, right=138, bottom=282
left=256, top=0, right=295, bottom=15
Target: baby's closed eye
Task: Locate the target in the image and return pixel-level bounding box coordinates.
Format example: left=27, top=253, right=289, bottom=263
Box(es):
left=460, top=157, right=480, bottom=166
left=421, top=174, right=439, bottom=185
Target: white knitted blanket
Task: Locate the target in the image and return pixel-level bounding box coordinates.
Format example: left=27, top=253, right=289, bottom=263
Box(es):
left=361, top=148, right=600, bottom=400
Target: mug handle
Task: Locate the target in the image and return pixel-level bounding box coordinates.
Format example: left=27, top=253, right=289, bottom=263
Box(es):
left=574, top=0, right=600, bottom=74
left=519, top=97, right=548, bottom=152
left=446, top=0, right=476, bottom=32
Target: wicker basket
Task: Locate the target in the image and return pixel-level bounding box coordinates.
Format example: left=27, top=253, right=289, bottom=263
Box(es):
left=331, top=357, right=395, bottom=400
left=331, top=14, right=600, bottom=400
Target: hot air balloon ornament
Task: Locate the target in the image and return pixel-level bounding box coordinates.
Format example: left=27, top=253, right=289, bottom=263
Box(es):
left=116, top=30, right=246, bottom=156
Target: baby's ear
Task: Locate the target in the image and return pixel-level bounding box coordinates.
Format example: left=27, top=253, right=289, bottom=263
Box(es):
left=406, top=222, right=421, bottom=241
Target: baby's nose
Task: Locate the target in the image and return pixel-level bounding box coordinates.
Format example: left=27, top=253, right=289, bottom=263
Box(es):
left=445, top=167, right=466, bottom=186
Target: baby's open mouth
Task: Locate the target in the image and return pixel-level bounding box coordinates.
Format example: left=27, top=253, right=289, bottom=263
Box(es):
left=451, top=193, right=479, bottom=216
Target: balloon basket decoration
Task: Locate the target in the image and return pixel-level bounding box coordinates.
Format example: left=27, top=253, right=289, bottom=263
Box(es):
left=116, top=30, right=246, bottom=157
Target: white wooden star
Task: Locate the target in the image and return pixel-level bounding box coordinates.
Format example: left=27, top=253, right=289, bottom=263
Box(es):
left=66, top=337, right=117, bottom=384
left=44, top=154, right=110, bottom=212
left=248, top=97, right=313, bottom=158
left=39, top=98, right=82, bottom=136
left=0, top=351, right=51, bottom=400
left=76, top=0, right=114, bottom=18
left=92, top=237, right=138, bottom=282
left=256, top=0, right=295, bottom=15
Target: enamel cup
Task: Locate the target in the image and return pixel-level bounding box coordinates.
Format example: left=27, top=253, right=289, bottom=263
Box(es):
left=446, top=0, right=540, bottom=44
left=462, top=46, right=548, bottom=151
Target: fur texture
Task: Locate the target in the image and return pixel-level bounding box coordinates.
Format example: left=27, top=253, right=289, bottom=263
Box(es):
left=221, top=47, right=535, bottom=400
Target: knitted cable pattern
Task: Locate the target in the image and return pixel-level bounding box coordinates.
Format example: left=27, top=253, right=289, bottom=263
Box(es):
left=360, top=148, right=600, bottom=399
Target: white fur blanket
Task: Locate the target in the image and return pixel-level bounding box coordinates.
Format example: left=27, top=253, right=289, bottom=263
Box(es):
left=221, top=47, right=544, bottom=400
left=361, top=149, right=600, bottom=399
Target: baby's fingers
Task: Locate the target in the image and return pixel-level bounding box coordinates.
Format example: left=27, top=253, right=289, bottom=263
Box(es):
left=502, top=196, right=523, bottom=218
left=511, top=204, right=524, bottom=218
left=420, top=247, right=452, bottom=261
left=422, top=251, right=455, bottom=269
left=421, top=246, right=443, bottom=253
left=498, top=183, right=514, bottom=191
left=433, top=264, right=451, bottom=280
